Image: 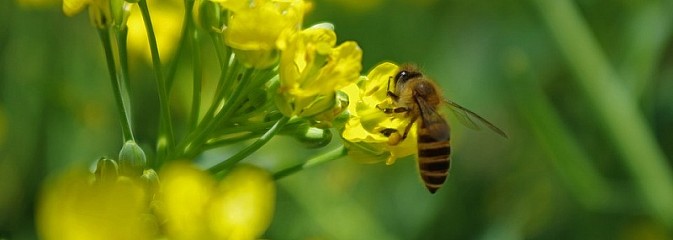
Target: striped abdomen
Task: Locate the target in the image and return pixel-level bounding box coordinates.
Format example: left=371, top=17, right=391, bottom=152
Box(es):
left=417, top=122, right=451, bottom=194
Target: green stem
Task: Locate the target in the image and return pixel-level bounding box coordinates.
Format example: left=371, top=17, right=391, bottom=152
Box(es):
left=203, top=34, right=233, bottom=120
left=165, top=0, right=195, bottom=91
left=508, top=66, right=614, bottom=210
left=619, top=1, right=673, bottom=97
left=98, top=28, right=134, bottom=142
left=201, top=36, right=234, bottom=126
left=189, top=26, right=202, bottom=130
left=205, top=133, right=260, bottom=149
left=138, top=0, right=175, bottom=161
left=116, top=27, right=133, bottom=114
left=273, top=145, right=347, bottom=180
left=176, top=65, right=250, bottom=158
left=207, top=116, right=290, bottom=174
left=531, top=0, right=673, bottom=228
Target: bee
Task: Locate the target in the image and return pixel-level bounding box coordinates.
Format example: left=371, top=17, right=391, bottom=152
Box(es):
left=377, top=64, right=507, bottom=194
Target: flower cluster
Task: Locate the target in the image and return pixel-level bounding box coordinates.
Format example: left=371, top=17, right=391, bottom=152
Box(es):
left=46, top=0, right=417, bottom=238
left=38, top=156, right=275, bottom=239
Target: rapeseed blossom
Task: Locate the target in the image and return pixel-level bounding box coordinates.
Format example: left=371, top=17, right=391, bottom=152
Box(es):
left=211, top=0, right=307, bottom=68
left=38, top=161, right=276, bottom=240
left=37, top=167, right=154, bottom=240
left=276, top=26, right=362, bottom=118
left=340, top=62, right=417, bottom=165
left=158, top=162, right=276, bottom=239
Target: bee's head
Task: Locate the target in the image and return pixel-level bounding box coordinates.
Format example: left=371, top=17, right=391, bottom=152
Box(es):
left=394, top=66, right=422, bottom=85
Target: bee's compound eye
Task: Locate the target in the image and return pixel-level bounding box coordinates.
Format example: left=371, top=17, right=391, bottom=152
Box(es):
left=395, top=71, right=409, bottom=82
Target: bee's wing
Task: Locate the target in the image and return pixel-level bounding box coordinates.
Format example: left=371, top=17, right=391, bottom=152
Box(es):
left=416, top=97, right=450, bottom=141
left=444, top=99, right=508, bottom=139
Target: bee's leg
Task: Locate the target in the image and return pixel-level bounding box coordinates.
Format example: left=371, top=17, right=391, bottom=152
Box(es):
left=380, top=128, right=398, bottom=137
left=376, top=105, right=409, bottom=114
left=400, top=115, right=418, bottom=140
left=386, top=76, right=400, bottom=101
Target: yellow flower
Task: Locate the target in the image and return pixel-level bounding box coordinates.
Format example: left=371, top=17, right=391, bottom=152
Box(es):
left=157, top=162, right=276, bottom=240
left=211, top=0, right=306, bottom=68
left=62, top=0, right=114, bottom=29
left=209, top=164, right=276, bottom=240
left=340, top=62, right=417, bottom=165
left=157, top=162, right=215, bottom=239
left=276, top=26, right=363, bottom=118
left=37, top=168, right=155, bottom=240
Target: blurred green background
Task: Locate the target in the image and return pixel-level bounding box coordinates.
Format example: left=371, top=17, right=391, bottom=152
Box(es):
left=2, top=0, right=673, bottom=239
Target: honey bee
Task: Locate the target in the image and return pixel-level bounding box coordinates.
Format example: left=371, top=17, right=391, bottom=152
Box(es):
left=377, top=64, right=507, bottom=194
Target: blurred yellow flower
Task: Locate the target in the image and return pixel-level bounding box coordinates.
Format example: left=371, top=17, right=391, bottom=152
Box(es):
left=157, top=162, right=276, bottom=240
left=37, top=168, right=155, bottom=240
left=209, top=164, right=276, bottom=240
left=340, top=62, right=417, bottom=165
left=212, top=0, right=306, bottom=68
left=157, top=161, right=215, bottom=239
left=276, top=26, right=362, bottom=118
left=126, top=0, right=183, bottom=63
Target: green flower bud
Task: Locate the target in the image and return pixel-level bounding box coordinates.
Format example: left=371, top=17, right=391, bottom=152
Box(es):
left=293, top=123, right=333, bottom=149
left=193, top=0, right=223, bottom=33
left=140, top=169, right=160, bottom=197
left=118, top=140, right=147, bottom=177
left=110, top=0, right=124, bottom=25
left=313, top=90, right=350, bottom=128
left=94, top=157, right=119, bottom=184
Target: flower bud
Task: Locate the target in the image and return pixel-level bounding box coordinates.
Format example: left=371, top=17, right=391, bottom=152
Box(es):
left=193, top=0, right=223, bottom=33
left=140, top=169, right=160, bottom=197
left=313, top=90, right=350, bottom=128
left=94, top=157, right=119, bottom=184
left=110, top=0, right=127, bottom=26
left=118, top=140, right=147, bottom=177
left=293, top=123, right=333, bottom=149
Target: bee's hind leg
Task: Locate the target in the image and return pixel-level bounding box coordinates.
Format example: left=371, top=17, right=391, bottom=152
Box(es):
left=378, top=116, right=418, bottom=146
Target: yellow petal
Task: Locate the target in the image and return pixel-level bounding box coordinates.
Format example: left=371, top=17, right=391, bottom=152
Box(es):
left=225, top=0, right=304, bottom=51
left=37, top=168, right=153, bottom=240
left=209, top=164, right=276, bottom=240
left=158, top=162, right=216, bottom=240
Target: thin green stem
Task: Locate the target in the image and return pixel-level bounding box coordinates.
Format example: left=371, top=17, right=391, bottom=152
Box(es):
left=273, top=145, right=347, bottom=180
left=176, top=65, right=250, bottom=158
left=205, top=133, right=260, bottom=149
left=207, top=116, right=290, bottom=174
left=207, top=33, right=233, bottom=111
left=189, top=26, right=202, bottom=131
left=201, top=37, right=234, bottom=126
left=98, top=28, right=134, bottom=142
left=211, top=117, right=302, bottom=139
left=116, top=27, right=132, bottom=113
left=138, top=0, right=174, bottom=161
left=531, top=0, right=673, bottom=228
left=165, top=0, right=196, bottom=91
